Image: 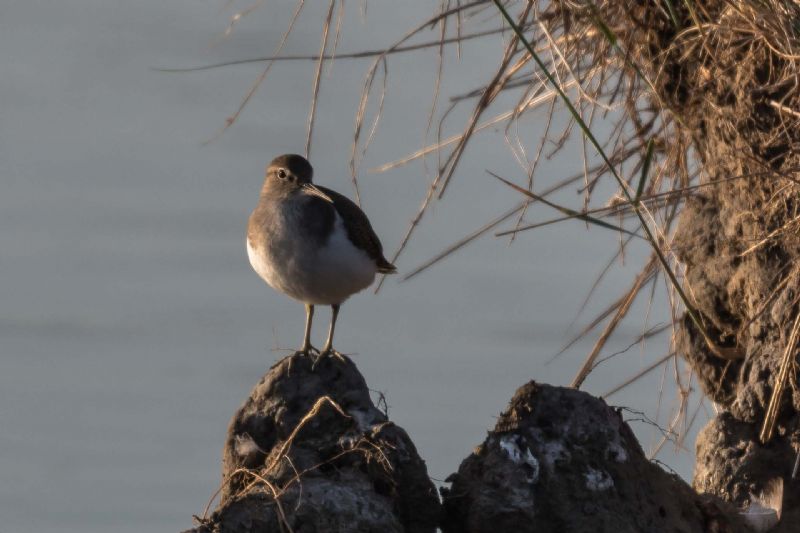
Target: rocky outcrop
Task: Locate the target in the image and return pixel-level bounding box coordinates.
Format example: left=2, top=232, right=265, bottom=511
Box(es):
left=183, top=356, right=788, bottom=532
left=655, top=1, right=800, bottom=517
left=185, top=353, right=439, bottom=533
left=440, top=382, right=750, bottom=533
left=694, top=413, right=799, bottom=532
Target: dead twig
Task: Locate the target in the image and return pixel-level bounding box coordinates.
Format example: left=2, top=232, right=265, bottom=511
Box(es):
left=760, top=312, right=800, bottom=444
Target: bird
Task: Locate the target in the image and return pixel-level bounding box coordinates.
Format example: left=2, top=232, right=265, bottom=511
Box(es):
left=247, top=154, right=396, bottom=361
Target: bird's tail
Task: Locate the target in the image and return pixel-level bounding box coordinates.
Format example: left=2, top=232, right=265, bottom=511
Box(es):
left=377, top=258, right=397, bottom=274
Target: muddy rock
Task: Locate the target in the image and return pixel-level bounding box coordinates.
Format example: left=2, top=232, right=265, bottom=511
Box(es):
left=663, top=7, right=800, bottom=512
left=185, top=353, right=439, bottom=533
left=675, top=158, right=800, bottom=513
left=674, top=193, right=796, bottom=425
left=694, top=412, right=799, bottom=521
left=441, top=382, right=749, bottom=533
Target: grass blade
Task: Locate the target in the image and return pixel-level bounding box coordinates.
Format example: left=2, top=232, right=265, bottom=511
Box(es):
left=636, top=138, right=655, bottom=202
left=662, top=0, right=681, bottom=29
left=489, top=171, right=641, bottom=239
left=491, top=0, right=741, bottom=367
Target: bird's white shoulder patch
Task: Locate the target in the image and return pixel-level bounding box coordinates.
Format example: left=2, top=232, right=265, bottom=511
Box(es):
left=311, top=213, right=377, bottom=303
left=247, top=208, right=378, bottom=305
left=247, top=238, right=273, bottom=283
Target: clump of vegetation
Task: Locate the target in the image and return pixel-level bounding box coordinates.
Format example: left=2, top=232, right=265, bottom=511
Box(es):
left=178, top=0, right=800, bottom=509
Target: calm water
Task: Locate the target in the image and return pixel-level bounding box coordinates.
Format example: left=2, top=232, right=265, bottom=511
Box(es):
left=1, top=2, right=700, bottom=531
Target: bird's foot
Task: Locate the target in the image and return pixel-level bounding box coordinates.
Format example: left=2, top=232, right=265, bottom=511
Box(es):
left=311, top=347, right=347, bottom=370
left=294, top=345, right=320, bottom=357
left=288, top=345, right=319, bottom=375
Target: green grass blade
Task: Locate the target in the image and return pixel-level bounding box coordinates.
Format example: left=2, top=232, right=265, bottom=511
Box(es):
left=662, top=0, right=681, bottom=29
left=489, top=171, right=641, bottom=239
left=592, top=17, right=617, bottom=45
left=636, top=138, right=655, bottom=202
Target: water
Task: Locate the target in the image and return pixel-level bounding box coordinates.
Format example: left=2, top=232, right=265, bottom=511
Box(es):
left=0, top=2, right=701, bottom=531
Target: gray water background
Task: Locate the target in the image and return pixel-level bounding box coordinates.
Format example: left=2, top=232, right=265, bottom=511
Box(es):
left=0, top=2, right=702, bottom=531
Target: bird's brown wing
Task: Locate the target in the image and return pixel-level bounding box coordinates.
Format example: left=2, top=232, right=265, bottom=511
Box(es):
left=317, top=185, right=396, bottom=273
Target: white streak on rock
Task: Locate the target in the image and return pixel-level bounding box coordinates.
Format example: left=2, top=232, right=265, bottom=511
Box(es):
left=584, top=467, right=613, bottom=491
left=234, top=433, right=263, bottom=457
left=499, top=436, right=523, bottom=463
left=349, top=408, right=378, bottom=432
left=541, top=440, right=570, bottom=467
left=499, top=436, right=540, bottom=483
left=741, top=478, right=783, bottom=532
left=607, top=438, right=628, bottom=463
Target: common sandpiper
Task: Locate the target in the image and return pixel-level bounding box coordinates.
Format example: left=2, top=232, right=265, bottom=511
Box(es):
left=247, top=154, right=396, bottom=360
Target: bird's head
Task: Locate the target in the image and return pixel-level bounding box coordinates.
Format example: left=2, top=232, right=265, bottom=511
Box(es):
left=262, top=154, right=332, bottom=202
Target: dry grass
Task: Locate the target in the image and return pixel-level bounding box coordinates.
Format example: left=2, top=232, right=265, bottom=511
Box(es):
left=193, top=395, right=396, bottom=532
left=180, top=0, right=800, bottom=469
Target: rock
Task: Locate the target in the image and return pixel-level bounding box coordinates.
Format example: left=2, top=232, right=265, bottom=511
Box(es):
left=676, top=189, right=800, bottom=530
left=441, top=382, right=749, bottom=533
left=694, top=412, right=799, bottom=526
left=185, top=353, right=440, bottom=533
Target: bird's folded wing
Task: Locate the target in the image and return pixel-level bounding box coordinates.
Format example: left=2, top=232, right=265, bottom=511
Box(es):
left=318, top=185, right=396, bottom=273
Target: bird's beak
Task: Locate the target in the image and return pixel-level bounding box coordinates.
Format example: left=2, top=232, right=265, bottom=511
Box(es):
left=301, top=183, right=333, bottom=203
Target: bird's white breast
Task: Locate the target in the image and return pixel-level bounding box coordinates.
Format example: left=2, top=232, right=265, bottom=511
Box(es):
left=248, top=210, right=377, bottom=305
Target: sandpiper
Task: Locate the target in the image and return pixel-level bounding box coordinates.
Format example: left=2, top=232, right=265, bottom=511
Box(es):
left=247, top=154, right=396, bottom=360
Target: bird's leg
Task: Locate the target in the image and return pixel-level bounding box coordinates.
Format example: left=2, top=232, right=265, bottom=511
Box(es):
left=319, top=303, right=345, bottom=362
left=297, top=304, right=319, bottom=356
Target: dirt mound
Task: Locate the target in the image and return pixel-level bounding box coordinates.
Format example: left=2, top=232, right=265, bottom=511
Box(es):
left=186, top=353, right=439, bottom=533
left=441, top=382, right=748, bottom=533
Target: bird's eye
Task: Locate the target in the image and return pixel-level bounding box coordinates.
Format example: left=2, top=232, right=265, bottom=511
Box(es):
left=277, top=169, right=287, bottom=179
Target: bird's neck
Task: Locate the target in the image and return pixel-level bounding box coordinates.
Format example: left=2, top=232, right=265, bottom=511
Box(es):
left=260, top=182, right=293, bottom=202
